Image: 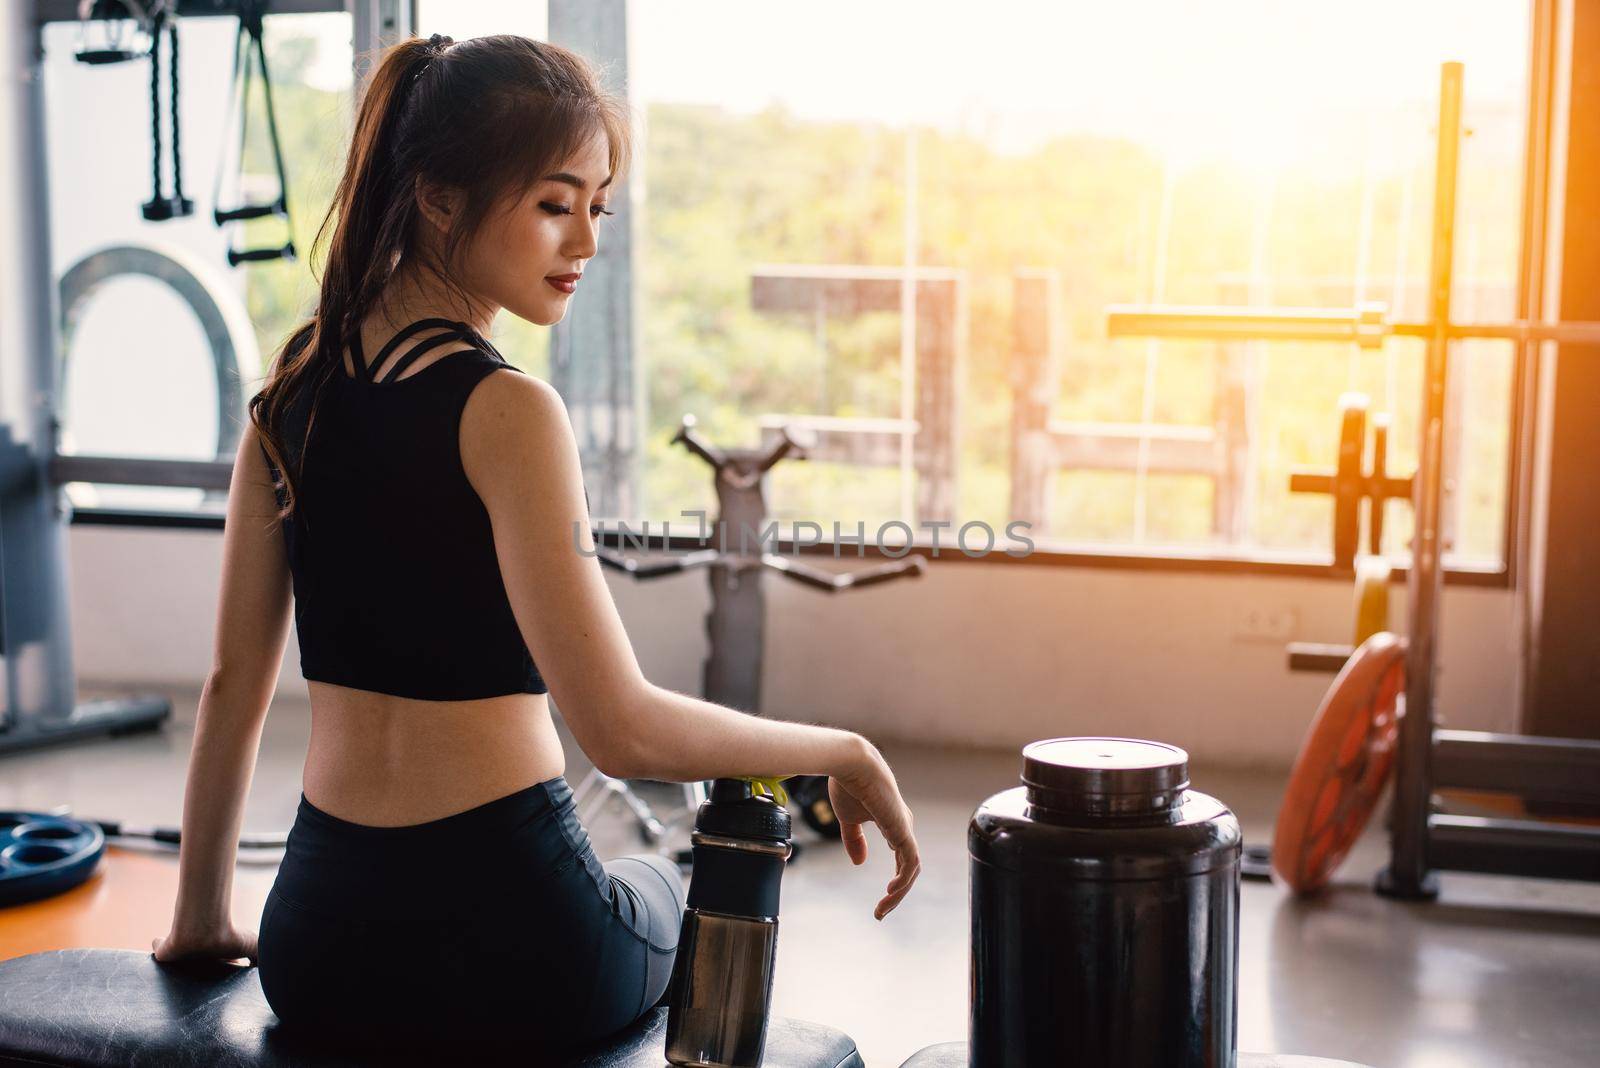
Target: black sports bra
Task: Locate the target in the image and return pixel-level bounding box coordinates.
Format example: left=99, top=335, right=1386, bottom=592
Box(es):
left=262, top=318, right=549, bottom=700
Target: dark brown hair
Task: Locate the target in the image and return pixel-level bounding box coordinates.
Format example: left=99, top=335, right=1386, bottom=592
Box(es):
left=248, top=34, right=631, bottom=523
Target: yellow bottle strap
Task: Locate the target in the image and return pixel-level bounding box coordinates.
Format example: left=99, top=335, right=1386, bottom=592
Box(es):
left=738, top=776, right=791, bottom=808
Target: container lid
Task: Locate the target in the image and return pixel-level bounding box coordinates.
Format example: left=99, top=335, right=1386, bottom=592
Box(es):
left=1022, top=737, right=1190, bottom=820
left=694, top=778, right=792, bottom=842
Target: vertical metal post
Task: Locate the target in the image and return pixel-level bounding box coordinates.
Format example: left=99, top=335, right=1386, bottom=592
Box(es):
left=1215, top=278, right=1256, bottom=544
left=1510, top=0, right=1561, bottom=730
left=0, top=6, right=74, bottom=731
left=0, top=4, right=169, bottom=753
left=1009, top=271, right=1058, bottom=534
left=915, top=277, right=961, bottom=524
left=350, top=0, right=415, bottom=85
left=547, top=0, right=638, bottom=520
left=1379, top=62, right=1463, bottom=900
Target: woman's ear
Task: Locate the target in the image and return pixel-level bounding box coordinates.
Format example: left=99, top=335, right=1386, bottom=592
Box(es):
left=414, top=178, right=463, bottom=237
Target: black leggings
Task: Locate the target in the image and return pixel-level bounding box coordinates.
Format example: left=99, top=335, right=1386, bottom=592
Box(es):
left=257, top=776, right=685, bottom=1059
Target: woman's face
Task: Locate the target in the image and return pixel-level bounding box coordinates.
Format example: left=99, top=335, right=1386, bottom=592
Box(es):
left=460, top=130, right=614, bottom=327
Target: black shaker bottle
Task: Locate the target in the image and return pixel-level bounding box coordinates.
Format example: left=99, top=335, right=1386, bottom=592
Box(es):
left=969, top=737, right=1241, bottom=1067
left=665, top=778, right=794, bottom=1068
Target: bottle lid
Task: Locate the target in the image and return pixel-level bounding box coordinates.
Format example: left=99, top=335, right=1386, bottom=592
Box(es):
left=694, top=778, right=792, bottom=842
left=1021, top=737, right=1189, bottom=820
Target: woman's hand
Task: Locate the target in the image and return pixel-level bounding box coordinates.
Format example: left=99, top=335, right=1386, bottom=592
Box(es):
left=828, top=737, right=920, bottom=921
left=152, top=919, right=258, bottom=967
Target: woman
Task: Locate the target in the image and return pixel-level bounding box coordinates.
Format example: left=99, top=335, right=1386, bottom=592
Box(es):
left=150, top=33, right=919, bottom=1058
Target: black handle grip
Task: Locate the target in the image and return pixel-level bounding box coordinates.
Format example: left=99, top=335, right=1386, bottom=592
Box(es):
left=227, top=243, right=297, bottom=266
left=141, top=195, right=195, bottom=222
left=75, top=49, right=142, bottom=65
left=214, top=202, right=286, bottom=223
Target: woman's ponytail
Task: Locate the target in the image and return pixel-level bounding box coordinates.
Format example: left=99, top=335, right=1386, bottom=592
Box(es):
left=249, top=33, right=631, bottom=525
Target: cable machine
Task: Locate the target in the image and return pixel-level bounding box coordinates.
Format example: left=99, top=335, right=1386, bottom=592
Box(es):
left=0, top=0, right=385, bottom=757
left=63, top=1, right=297, bottom=259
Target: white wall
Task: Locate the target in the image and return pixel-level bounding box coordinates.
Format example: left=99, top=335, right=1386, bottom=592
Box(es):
left=67, top=524, right=1519, bottom=769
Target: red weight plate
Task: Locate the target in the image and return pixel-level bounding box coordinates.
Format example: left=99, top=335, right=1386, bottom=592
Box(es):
left=1272, top=632, right=1406, bottom=895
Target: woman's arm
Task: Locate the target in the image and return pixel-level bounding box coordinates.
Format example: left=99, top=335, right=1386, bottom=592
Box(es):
left=602, top=684, right=867, bottom=784
left=463, top=371, right=919, bottom=916
left=166, top=678, right=273, bottom=940
left=462, top=370, right=861, bottom=784
left=155, top=425, right=293, bottom=961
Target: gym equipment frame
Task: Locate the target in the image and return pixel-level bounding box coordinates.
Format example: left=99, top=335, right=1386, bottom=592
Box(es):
left=1106, top=63, right=1600, bottom=897
left=1, top=1, right=400, bottom=756
left=576, top=415, right=925, bottom=848
left=1, top=239, right=259, bottom=754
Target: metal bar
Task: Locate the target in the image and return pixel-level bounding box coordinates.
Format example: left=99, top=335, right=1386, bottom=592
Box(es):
left=350, top=0, right=414, bottom=82
left=1, top=6, right=75, bottom=735
left=1507, top=0, right=1562, bottom=633
left=1433, top=729, right=1600, bottom=805
left=760, top=553, right=923, bottom=592
left=1427, top=815, right=1600, bottom=882
left=549, top=0, right=638, bottom=521
left=1109, top=308, right=1600, bottom=347
left=1106, top=305, right=1384, bottom=346
left=67, top=507, right=225, bottom=530
left=1048, top=421, right=1223, bottom=476
left=758, top=423, right=911, bottom=468
left=593, top=547, right=718, bottom=579
left=1380, top=61, right=1465, bottom=902
left=1441, top=321, right=1600, bottom=343
left=1287, top=473, right=1412, bottom=501
left=1286, top=643, right=1353, bottom=673
left=49, top=454, right=234, bottom=491
left=0, top=694, right=169, bottom=754
left=757, top=414, right=916, bottom=435
left=34, top=1, right=347, bottom=22
left=750, top=266, right=962, bottom=314
left=1011, top=271, right=1058, bottom=534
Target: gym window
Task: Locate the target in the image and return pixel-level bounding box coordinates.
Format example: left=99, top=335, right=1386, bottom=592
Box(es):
left=52, top=1, right=1536, bottom=587
left=606, top=1, right=1532, bottom=582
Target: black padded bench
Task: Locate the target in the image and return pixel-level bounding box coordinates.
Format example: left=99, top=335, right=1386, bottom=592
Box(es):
left=0, top=949, right=864, bottom=1068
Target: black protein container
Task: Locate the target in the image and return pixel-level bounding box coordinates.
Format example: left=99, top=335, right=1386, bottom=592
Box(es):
left=665, top=779, right=794, bottom=1068
left=969, top=737, right=1241, bottom=1067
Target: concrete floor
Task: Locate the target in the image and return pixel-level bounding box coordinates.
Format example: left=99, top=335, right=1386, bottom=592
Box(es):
left=4, top=683, right=1599, bottom=1067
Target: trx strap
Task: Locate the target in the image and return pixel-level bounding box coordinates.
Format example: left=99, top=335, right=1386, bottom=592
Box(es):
left=213, top=0, right=295, bottom=265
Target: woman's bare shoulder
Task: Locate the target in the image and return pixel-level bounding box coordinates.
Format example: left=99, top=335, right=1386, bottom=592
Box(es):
left=459, top=368, right=578, bottom=493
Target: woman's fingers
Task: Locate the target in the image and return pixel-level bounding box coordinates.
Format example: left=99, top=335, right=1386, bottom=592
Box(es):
left=826, top=755, right=921, bottom=919
left=840, top=819, right=869, bottom=865
left=875, top=855, right=920, bottom=918
left=863, top=798, right=919, bottom=919
left=873, top=824, right=922, bottom=919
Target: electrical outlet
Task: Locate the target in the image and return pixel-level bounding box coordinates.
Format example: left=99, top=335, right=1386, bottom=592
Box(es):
left=1235, top=605, right=1297, bottom=643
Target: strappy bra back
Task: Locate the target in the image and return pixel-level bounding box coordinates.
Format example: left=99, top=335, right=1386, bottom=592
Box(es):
left=267, top=317, right=549, bottom=701
left=344, top=317, right=504, bottom=386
